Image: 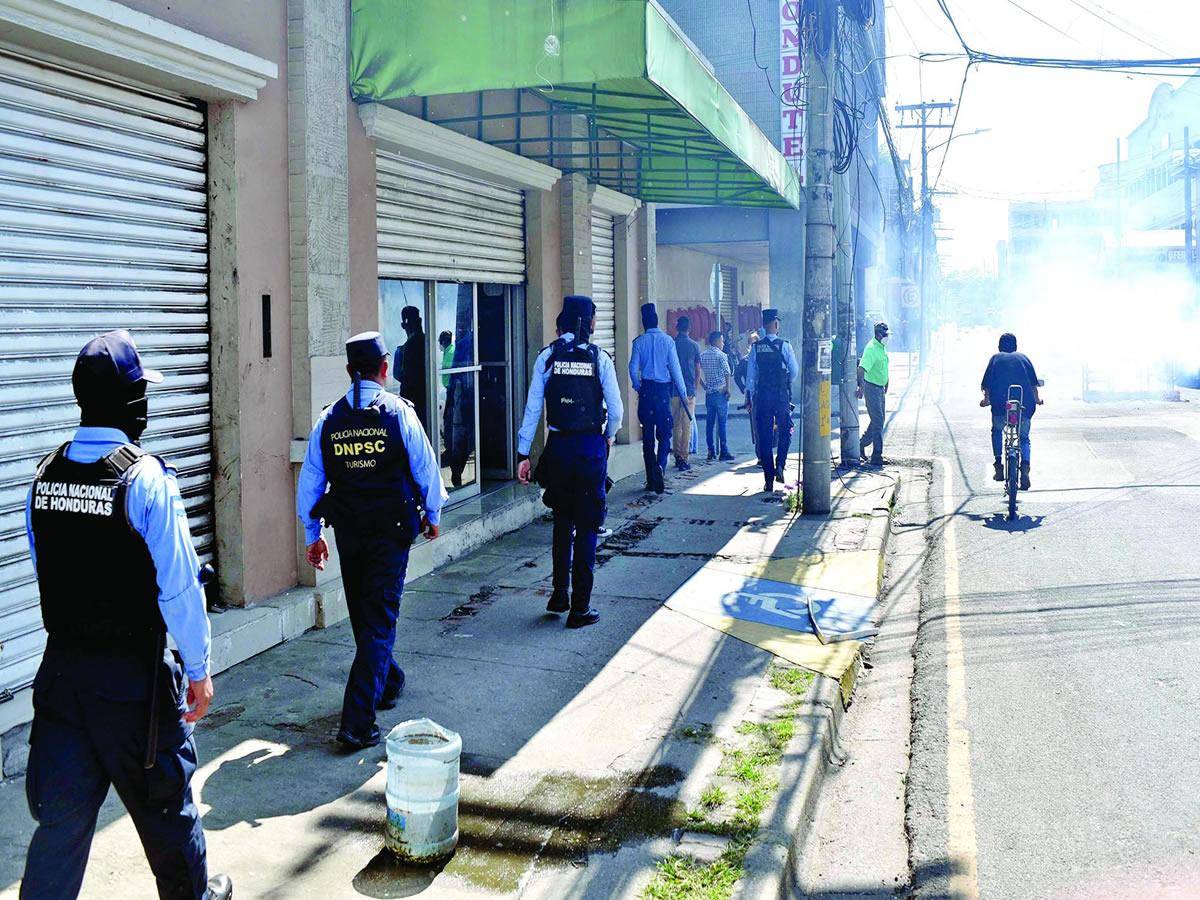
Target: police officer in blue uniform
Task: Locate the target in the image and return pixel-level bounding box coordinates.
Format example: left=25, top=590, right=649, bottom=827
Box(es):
left=22, top=331, right=231, bottom=900
left=296, top=332, right=446, bottom=749
left=629, top=302, right=689, bottom=494
left=517, top=296, right=623, bottom=628
left=746, top=308, right=800, bottom=493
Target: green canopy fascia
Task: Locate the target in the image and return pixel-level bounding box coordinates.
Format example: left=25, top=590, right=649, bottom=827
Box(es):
left=350, top=0, right=800, bottom=209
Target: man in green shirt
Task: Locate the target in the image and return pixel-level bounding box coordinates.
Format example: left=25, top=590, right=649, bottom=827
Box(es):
left=856, top=321, right=890, bottom=465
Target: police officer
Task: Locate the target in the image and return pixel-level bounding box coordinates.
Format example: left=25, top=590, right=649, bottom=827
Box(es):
left=746, top=308, right=800, bottom=493
left=629, top=302, right=689, bottom=494
left=517, top=296, right=623, bottom=628
left=296, top=332, right=447, bottom=749
left=22, top=330, right=231, bottom=899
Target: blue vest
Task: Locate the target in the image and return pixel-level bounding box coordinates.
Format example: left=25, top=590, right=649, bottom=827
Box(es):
left=753, top=337, right=791, bottom=402
left=316, top=391, right=421, bottom=542
left=30, top=443, right=163, bottom=648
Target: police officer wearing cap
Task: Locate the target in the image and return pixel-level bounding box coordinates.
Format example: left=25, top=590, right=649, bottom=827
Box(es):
left=517, top=296, right=623, bottom=628
left=296, top=332, right=447, bottom=749
left=746, top=308, right=800, bottom=493
left=22, top=330, right=231, bottom=899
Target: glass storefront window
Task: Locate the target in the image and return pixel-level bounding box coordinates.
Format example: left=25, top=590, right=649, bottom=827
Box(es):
left=379, top=280, right=431, bottom=434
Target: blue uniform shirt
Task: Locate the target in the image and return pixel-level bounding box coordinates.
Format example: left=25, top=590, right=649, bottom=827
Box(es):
left=25, top=427, right=212, bottom=681
left=296, top=380, right=448, bottom=546
left=517, top=334, right=624, bottom=456
left=745, top=334, right=800, bottom=396
left=629, top=328, right=688, bottom=400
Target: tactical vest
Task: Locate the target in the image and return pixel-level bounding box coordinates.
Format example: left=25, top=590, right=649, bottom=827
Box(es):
left=543, top=339, right=605, bottom=434
left=29, top=443, right=163, bottom=647
left=753, top=337, right=791, bottom=401
left=316, top=391, right=421, bottom=542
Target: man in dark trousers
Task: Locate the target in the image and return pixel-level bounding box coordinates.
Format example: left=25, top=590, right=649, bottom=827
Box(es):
left=857, top=321, right=890, bottom=466
left=746, top=308, right=800, bottom=493
left=981, top=332, right=1042, bottom=489
left=22, top=330, right=231, bottom=899
left=297, top=332, right=447, bottom=749
left=517, top=296, right=624, bottom=628
left=629, top=303, right=689, bottom=493
left=395, top=306, right=427, bottom=426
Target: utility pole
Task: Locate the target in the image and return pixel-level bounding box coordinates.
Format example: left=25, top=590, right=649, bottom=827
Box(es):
left=1115, top=138, right=1123, bottom=278
left=1184, top=127, right=1195, bottom=274
left=896, top=100, right=954, bottom=367
left=801, top=0, right=836, bottom=516
left=834, top=112, right=858, bottom=466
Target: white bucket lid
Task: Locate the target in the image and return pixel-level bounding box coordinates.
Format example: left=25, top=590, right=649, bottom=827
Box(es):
left=386, top=718, right=462, bottom=762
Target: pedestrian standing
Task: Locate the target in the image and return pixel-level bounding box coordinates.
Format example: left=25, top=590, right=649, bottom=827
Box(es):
left=857, top=321, right=890, bottom=466
left=723, top=324, right=742, bottom=381
left=630, top=303, right=689, bottom=494
left=746, top=309, right=800, bottom=493
left=517, top=296, right=623, bottom=628
left=297, top=332, right=447, bottom=749
left=670, top=316, right=703, bottom=471
left=700, top=331, right=736, bottom=461
left=736, top=331, right=759, bottom=448
left=22, top=330, right=231, bottom=900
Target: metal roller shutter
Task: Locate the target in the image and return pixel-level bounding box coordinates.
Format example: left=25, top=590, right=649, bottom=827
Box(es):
left=719, top=264, right=738, bottom=330
left=590, top=209, right=616, bottom=358
left=376, top=152, right=526, bottom=284
left=0, top=50, right=212, bottom=697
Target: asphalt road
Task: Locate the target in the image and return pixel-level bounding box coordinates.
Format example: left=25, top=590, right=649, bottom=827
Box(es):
left=892, top=329, right=1200, bottom=898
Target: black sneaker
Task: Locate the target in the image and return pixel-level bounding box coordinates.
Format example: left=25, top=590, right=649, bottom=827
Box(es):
left=546, top=588, right=570, bottom=613
left=378, top=672, right=406, bottom=710
left=565, top=607, right=601, bottom=629
left=993, top=460, right=1004, bottom=482
left=719, top=452, right=735, bottom=462
left=336, top=725, right=381, bottom=750
left=676, top=459, right=692, bottom=472
left=706, top=452, right=716, bottom=461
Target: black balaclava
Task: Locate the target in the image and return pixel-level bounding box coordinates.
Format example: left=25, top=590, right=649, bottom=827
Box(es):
left=80, top=381, right=149, bottom=443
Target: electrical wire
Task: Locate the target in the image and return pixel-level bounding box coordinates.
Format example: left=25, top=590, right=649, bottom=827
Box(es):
left=1001, top=0, right=1089, bottom=50
left=1058, top=0, right=1174, bottom=57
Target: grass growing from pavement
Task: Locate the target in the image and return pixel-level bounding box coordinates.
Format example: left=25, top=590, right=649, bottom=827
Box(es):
left=642, top=663, right=815, bottom=900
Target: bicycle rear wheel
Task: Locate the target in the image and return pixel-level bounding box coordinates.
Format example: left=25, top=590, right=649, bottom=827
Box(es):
left=1006, top=448, right=1020, bottom=520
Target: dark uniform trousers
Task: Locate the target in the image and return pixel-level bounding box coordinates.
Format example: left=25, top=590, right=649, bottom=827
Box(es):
left=335, top=528, right=410, bottom=737
left=23, top=645, right=208, bottom=900
left=541, top=431, right=608, bottom=608
left=637, top=381, right=673, bottom=491
left=754, top=397, right=794, bottom=486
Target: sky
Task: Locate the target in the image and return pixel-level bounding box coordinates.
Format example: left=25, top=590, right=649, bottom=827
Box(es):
left=884, top=0, right=1200, bottom=273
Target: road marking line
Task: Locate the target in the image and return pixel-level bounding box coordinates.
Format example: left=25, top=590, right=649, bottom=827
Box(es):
left=942, top=458, right=981, bottom=898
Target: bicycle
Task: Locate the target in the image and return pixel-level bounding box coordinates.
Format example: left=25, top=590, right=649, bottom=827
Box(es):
left=1002, top=385, right=1024, bottom=521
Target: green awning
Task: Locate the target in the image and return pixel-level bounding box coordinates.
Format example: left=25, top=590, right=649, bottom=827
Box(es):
left=350, top=0, right=800, bottom=209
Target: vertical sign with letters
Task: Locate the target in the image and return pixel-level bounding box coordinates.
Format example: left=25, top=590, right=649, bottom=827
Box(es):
left=779, top=0, right=805, bottom=184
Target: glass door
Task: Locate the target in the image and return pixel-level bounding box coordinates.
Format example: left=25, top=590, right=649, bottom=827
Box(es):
left=436, top=283, right=481, bottom=499
left=379, top=280, right=433, bottom=436
left=478, top=284, right=514, bottom=483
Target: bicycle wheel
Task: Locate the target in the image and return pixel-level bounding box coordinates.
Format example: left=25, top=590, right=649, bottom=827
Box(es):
left=1006, top=448, right=1020, bottom=520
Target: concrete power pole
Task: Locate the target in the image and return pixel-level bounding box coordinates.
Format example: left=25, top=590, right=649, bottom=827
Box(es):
left=1185, top=127, right=1195, bottom=275
left=801, top=3, right=836, bottom=515
left=896, top=100, right=954, bottom=366
left=835, top=132, right=859, bottom=464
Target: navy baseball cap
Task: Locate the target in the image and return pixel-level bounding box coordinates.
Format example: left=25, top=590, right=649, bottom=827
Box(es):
left=562, top=294, right=595, bottom=321
left=346, top=331, right=389, bottom=369
left=72, top=330, right=162, bottom=403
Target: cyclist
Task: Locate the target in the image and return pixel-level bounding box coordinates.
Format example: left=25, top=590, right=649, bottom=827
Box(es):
left=980, top=332, right=1041, bottom=490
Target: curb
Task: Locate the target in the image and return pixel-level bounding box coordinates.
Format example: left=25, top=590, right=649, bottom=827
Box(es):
left=733, top=474, right=898, bottom=900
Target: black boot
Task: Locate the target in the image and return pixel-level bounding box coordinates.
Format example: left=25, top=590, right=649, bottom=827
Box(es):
left=207, top=874, right=233, bottom=900
left=566, top=607, right=601, bottom=629
left=993, top=459, right=1004, bottom=482
left=1020, top=462, right=1031, bottom=491
left=546, top=588, right=570, bottom=613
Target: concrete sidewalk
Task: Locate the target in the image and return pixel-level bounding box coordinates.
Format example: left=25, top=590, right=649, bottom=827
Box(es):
left=0, top=454, right=896, bottom=900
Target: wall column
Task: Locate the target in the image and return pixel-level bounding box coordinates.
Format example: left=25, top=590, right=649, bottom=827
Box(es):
left=288, top=0, right=350, bottom=587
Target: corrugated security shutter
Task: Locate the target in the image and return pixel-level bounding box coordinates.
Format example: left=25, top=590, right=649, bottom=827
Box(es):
left=0, top=50, right=212, bottom=697
left=591, top=209, right=616, bottom=358
left=719, top=264, right=737, bottom=330
left=376, top=152, right=526, bottom=284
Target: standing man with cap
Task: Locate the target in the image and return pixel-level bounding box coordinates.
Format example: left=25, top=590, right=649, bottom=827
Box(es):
left=517, top=296, right=623, bottom=628
left=629, top=303, right=689, bottom=494
left=857, top=321, right=890, bottom=466
left=22, top=330, right=231, bottom=900
left=297, top=332, right=447, bottom=749
left=746, top=308, right=800, bottom=493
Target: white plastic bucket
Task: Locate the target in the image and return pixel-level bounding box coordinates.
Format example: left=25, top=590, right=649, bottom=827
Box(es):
left=384, top=718, right=461, bottom=862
